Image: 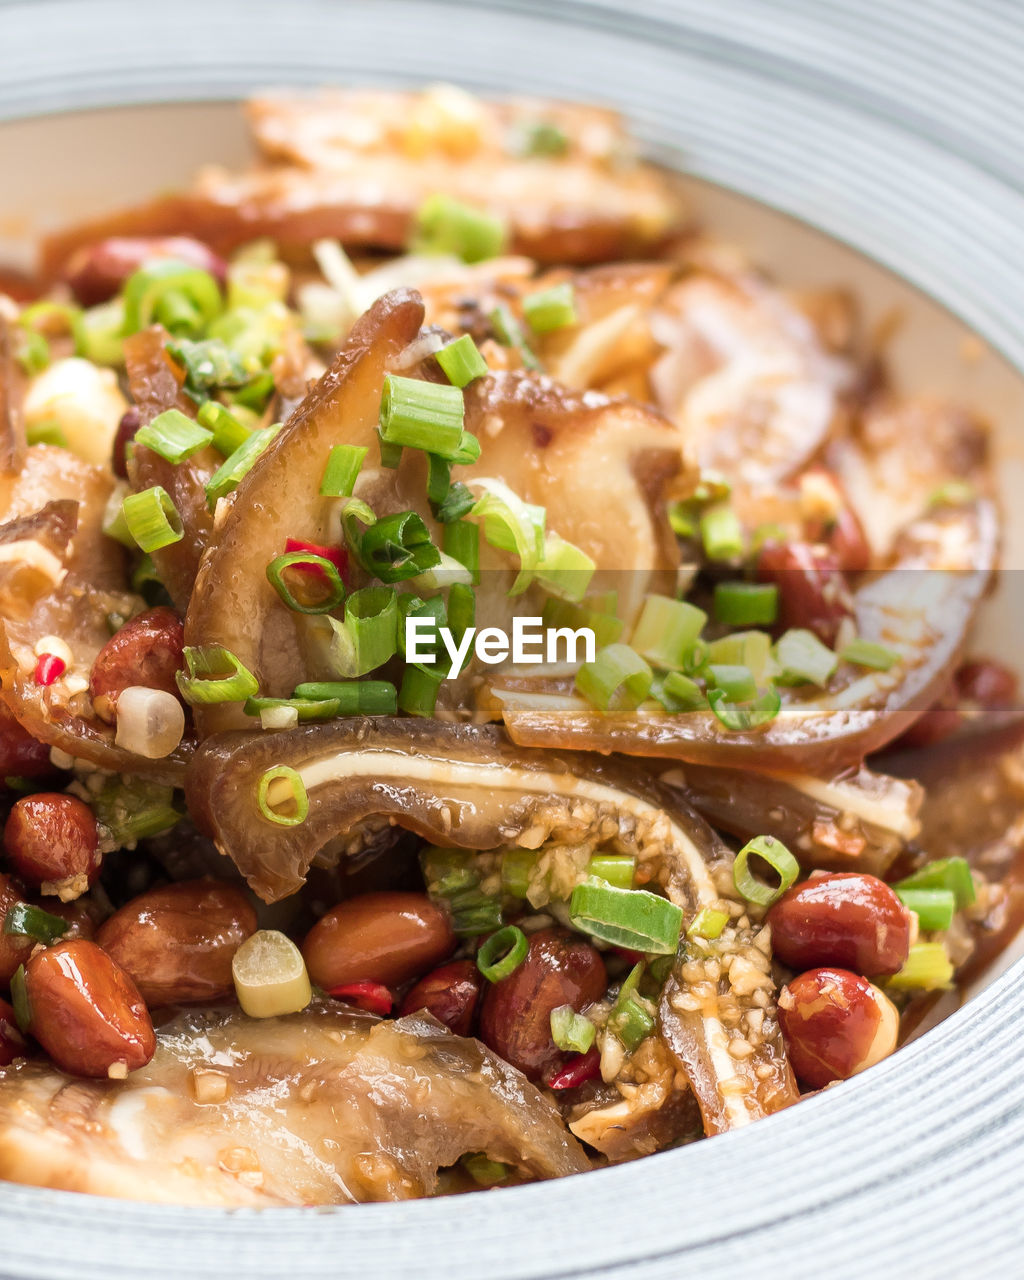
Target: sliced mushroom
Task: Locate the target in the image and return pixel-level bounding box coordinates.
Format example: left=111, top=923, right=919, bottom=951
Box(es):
left=0, top=1002, right=588, bottom=1204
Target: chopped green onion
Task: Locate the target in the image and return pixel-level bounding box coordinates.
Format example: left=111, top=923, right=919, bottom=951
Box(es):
left=534, top=532, right=596, bottom=604
left=668, top=500, right=698, bottom=539
left=886, top=942, right=955, bottom=991
left=434, top=481, right=476, bottom=524
left=196, top=399, right=252, bottom=456
left=204, top=424, right=281, bottom=507
left=706, top=664, right=757, bottom=703
left=256, top=766, right=309, bottom=827
left=650, top=672, right=706, bottom=713
left=477, top=925, right=529, bottom=982
left=468, top=478, right=545, bottom=593
left=436, top=334, right=489, bottom=387
left=266, top=551, right=346, bottom=614
left=586, top=854, right=635, bottom=890
left=167, top=338, right=250, bottom=399
left=501, top=849, right=538, bottom=899
left=442, top=520, right=480, bottom=582
left=928, top=481, right=975, bottom=510
left=421, top=846, right=503, bottom=936
left=176, top=645, right=259, bottom=705
left=410, top=193, right=506, bottom=264
left=398, top=664, right=444, bottom=717
left=122, top=485, right=184, bottom=552
left=134, top=408, right=213, bottom=464
left=608, top=962, right=656, bottom=1051
left=447, top=582, right=476, bottom=648
left=687, top=907, right=730, bottom=940
left=732, top=835, right=799, bottom=907
left=9, top=966, right=30, bottom=1033
left=542, top=597, right=623, bottom=649
left=681, top=639, right=710, bottom=677
left=244, top=696, right=341, bottom=723
left=706, top=630, right=772, bottom=681
left=15, top=328, right=48, bottom=375
left=461, top=1153, right=511, bottom=1187
left=569, top=877, right=682, bottom=954
left=489, top=304, right=540, bottom=370
left=317, top=444, right=367, bottom=498
left=713, top=581, right=778, bottom=627
left=708, top=685, right=781, bottom=731
left=575, top=644, right=653, bottom=714
left=519, top=120, right=569, bottom=157
left=355, top=510, right=440, bottom=584
left=426, top=453, right=452, bottom=507
left=700, top=502, right=744, bottom=561
left=774, top=629, right=838, bottom=687
left=121, top=260, right=223, bottom=337
left=378, top=373, right=465, bottom=458
left=77, top=299, right=124, bottom=365
left=324, top=587, right=399, bottom=678
left=451, top=430, right=481, bottom=466
left=25, top=420, right=68, bottom=448
left=550, top=1004, right=596, bottom=1054
left=4, top=903, right=68, bottom=945
left=840, top=638, right=900, bottom=672
left=523, top=282, right=577, bottom=334
left=292, top=680, right=398, bottom=715
left=893, top=856, right=976, bottom=910
left=895, top=887, right=956, bottom=933
left=628, top=595, right=707, bottom=670
left=92, top=777, right=180, bottom=845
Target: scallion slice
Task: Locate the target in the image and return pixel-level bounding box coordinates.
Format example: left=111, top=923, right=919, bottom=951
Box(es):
left=176, top=645, right=259, bottom=705
left=355, top=510, right=441, bottom=584
left=700, top=503, right=744, bottom=561
left=650, top=671, right=706, bottom=714
left=324, top=587, right=399, bottom=678
left=410, top=194, right=506, bottom=264
left=886, top=942, right=955, bottom=991
left=839, top=637, right=900, bottom=671
left=256, top=765, right=309, bottom=827
left=292, top=680, right=398, bottom=715
left=9, top=966, right=30, bottom=1033
left=501, top=849, right=538, bottom=899
left=713, top=581, right=779, bottom=627
left=686, top=907, right=730, bottom=940
left=520, top=119, right=569, bottom=157
left=378, top=373, right=465, bottom=458
left=461, top=1153, right=511, bottom=1187
left=134, top=407, right=213, bottom=463
left=442, top=520, right=480, bottom=582
left=706, top=663, right=757, bottom=703
left=468, top=478, right=545, bottom=592
left=4, top=902, right=68, bottom=945
left=122, top=485, right=184, bottom=552
left=895, top=887, right=956, bottom=933
left=204, top=424, right=281, bottom=508
left=569, top=877, right=682, bottom=954
left=397, top=663, right=445, bottom=717
left=523, top=282, right=577, bottom=334
left=774, top=629, right=838, bottom=687
left=121, top=260, right=223, bottom=337
left=708, top=685, right=781, bottom=731
left=25, top=419, right=68, bottom=449
left=575, top=644, right=653, bottom=715
left=319, top=444, right=368, bottom=498
left=489, top=304, right=540, bottom=370
left=542, top=597, right=623, bottom=649
left=244, top=696, right=341, bottom=723
left=266, top=551, right=346, bottom=614
left=534, top=532, right=596, bottom=604
left=893, top=856, right=976, bottom=910
left=732, top=835, right=799, bottom=906
left=705, top=630, right=772, bottom=681
left=608, top=962, right=656, bottom=1051
left=196, top=399, right=252, bottom=456
left=586, top=854, right=635, bottom=890
left=436, top=334, right=489, bottom=387
left=550, top=1004, right=596, bottom=1054
left=477, top=925, right=529, bottom=982
left=628, top=595, right=707, bottom=670
left=427, top=453, right=453, bottom=507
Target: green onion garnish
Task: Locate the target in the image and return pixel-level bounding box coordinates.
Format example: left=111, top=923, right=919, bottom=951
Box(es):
left=421, top=846, right=503, bottom=937
left=92, top=776, right=180, bottom=845
left=4, top=903, right=68, bottom=945
left=325, top=587, right=399, bottom=678
left=893, top=856, right=976, bottom=910
left=550, top=1004, right=596, bottom=1054
left=686, top=907, right=730, bottom=940
left=292, top=680, right=398, bottom=715
left=426, top=453, right=453, bottom=508
left=523, top=282, right=577, bottom=334
left=378, top=373, right=465, bottom=458
left=489, top=304, right=540, bottom=370
left=468, top=479, right=545, bottom=592
left=706, top=664, right=758, bottom=703
left=9, top=966, right=30, bottom=1033
left=244, top=696, right=341, bottom=723
left=122, top=485, right=184, bottom=552
left=520, top=120, right=569, bottom=157
left=732, top=835, right=799, bottom=907
left=410, top=193, right=506, bottom=264
left=895, top=887, right=956, bottom=933
left=477, top=925, right=529, bottom=982
left=15, top=328, right=48, bottom=375
left=121, top=259, right=223, bottom=337
left=442, top=520, right=480, bottom=582
left=608, top=962, right=656, bottom=1051
left=542, top=596, right=623, bottom=649
left=886, top=942, right=954, bottom=991
left=501, top=849, right=537, bottom=899
left=586, top=854, right=636, bottom=890
left=774, top=629, right=838, bottom=687
left=266, top=551, right=346, bottom=614
left=256, top=765, right=309, bottom=827
left=355, top=510, right=441, bottom=584
left=650, top=671, right=706, bottom=713
left=575, top=644, right=653, bottom=714
left=25, top=420, right=68, bottom=448
left=176, top=645, right=259, bottom=705
left=705, top=630, right=772, bottom=681
left=447, top=582, right=476, bottom=648
left=196, top=399, right=252, bottom=456
left=77, top=299, right=124, bottom=365
left=927, top=481, right=975, bottom=510
left=839, top=637, right=900, bottom=671
left=319, top=444, right=368, bottom=498
left=397, top=664, right=445, bottom=717
left=707, top=685, right=781, bottom=731
left=534, top=532, right=596, bottom=604
left=434, top=482, right=476, bottom=525
left=628, top=595, right=707, bottom=671
left=436, top=334, right=489, bottom=388
left=713, top=581, right=779, bottom=627
left=569, top=877, right=682, bottom=954
left=700, top=502, right=744, bottom=561
left=461, top=1153, right=511, bottom=1187
left=204, top=424, right=281, bottom=508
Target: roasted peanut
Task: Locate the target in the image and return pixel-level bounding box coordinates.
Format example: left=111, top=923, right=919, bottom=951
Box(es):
left=399, top=959, right=484, bottom=1035
left=0, top=874, right=38, bottom=984
left=302, top=892, right=455, bottom=991
left=42, top=896, right=99, bottom=942
left=957, top=658, right=1019, bottom=710
left=479, top=929, right=607, bottom=1081
left=64, top=236, right=227, bottom=306
left=0, top=708, right=54, bottom=780
left=757, top=541, right=854, bottom=646
left=0, top=997, right=26, bottom=1066
left=96, top=879, right=257, bottom=1006
left=778, top=966, right=899, bottom=1090
left=24, top=940, right=155, bottom=1077
left=768, top=872, right=911, bottom=977
left=4, top=793, right=100, bottom=894
left=111, top=407, right=140, bottom=479
left=89, top=607, right=185, bottom=716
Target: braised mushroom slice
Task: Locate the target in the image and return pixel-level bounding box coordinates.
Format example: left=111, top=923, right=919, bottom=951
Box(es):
left=490, top=498, right=997, bottom=774
left=0, top=1001, right=588, bottom=1204
left=186, top=719, right=798, bottom=1133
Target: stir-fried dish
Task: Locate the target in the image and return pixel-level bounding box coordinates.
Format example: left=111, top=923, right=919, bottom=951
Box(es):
left=0, top=85, right=1019, bottom=1205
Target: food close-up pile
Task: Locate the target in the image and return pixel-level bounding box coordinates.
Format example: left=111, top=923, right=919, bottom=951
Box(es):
left=0, top=84, right=1018, bottom=1206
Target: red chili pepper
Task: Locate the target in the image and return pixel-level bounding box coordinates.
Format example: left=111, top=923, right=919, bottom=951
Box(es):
left=33, top=654, right=66, bottom=686
left=327, top=980, right=394, bottom=1016
left=285, top=537, right=348, bottom=583
left=545, top=1046, right=601, bottom=1091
